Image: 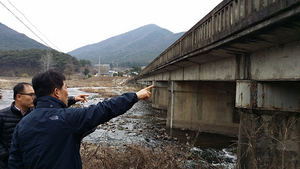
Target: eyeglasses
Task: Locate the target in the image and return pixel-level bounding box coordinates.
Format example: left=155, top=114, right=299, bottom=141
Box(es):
left=20, top=93, right=35, bottom=97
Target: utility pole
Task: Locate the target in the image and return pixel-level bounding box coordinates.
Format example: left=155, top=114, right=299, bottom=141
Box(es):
left=98, top=56, right=100, bottom=76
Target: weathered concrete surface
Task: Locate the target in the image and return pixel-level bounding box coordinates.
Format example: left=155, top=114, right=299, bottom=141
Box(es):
left=140, top=38, right=300, bottom=82
left=166, top=81, right=239, bottom=136
left=140, top=56, right=237, bottom=82
left=237, top=109, right=300, bottom=169
left=251, top=41, right=300, bottom=80
left=152, top=81, right=169, bottom=110
left=199, top=57, right=236, bottom=81
left=236, top=80, right=300, bottom=168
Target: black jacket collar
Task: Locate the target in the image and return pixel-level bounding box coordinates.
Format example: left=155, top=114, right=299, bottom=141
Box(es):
left=10, top=101, right=31, bottom=117
left=36, top=96, right=68, bottom=109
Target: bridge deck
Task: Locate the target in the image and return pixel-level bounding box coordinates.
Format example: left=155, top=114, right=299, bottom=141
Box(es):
left=137, top=0, right=300, bottom=81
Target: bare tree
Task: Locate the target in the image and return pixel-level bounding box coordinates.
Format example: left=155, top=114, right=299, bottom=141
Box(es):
left=64, top=64, right=75, bottom=79
left=40, top=52, right=55, bottom=71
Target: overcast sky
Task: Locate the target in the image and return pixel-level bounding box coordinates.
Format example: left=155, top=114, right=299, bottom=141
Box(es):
left=0, top=0, right=222, bottom=53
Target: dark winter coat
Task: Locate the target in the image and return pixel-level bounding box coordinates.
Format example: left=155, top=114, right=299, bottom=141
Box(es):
left=8, top=93, right=137, bottom=169
left=0, top=97, right=76, bottom=169
left=0, top=102, right=31, bottom=169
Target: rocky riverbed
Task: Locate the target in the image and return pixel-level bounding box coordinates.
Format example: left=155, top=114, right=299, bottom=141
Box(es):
left=66, top=88, right=238, bottom=167
left=0, top=87, right=238, bottom=167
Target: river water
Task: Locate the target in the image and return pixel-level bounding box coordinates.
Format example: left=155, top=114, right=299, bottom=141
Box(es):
left=0, top=87, right=237, bottom=168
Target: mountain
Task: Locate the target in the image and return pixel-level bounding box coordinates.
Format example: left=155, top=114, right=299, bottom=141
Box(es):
left=0, top=22, right=184, bottom=67
left=68, top=24, right=185, bottom=66
left=0, top=22, right=50, bottom=51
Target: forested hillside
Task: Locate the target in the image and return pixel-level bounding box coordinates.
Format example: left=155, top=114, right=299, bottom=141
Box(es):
left=0, top=22, right=50, bottom=51
left=0, top=22, right=185, bottom=72
left=0, top=49, right=90, bottom=77
left=69, top=24, right=185, bottom=67
left=0, top=22, right=91, bottom=77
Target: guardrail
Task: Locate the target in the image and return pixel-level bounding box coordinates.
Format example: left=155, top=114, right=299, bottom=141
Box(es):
left=137, top=0, right=300, bottom=78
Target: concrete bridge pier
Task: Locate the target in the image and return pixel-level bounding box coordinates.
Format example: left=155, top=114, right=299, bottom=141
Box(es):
left=152, top=81, right=169, bottom=110
left=236, top=81, right=300, bottom=168
left=165, top=81, right=239, bottom=136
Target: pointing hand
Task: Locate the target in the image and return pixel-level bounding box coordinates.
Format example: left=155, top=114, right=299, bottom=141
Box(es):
left=136, top=85, right=153, bottom=100
left=74, top=94, right=89, bottom=103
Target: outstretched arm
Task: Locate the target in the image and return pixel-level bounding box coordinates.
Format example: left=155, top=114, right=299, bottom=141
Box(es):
left=71, top=86, right=153, bottom=136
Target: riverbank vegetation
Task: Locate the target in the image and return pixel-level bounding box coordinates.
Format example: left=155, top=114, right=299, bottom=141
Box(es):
left=0, top=49, right=91, bottom=77
left=80, top=138, right=226, bottom=169
left=0, top=76, right=134, bottom=89
left=81, top=142, right=189, bottom=169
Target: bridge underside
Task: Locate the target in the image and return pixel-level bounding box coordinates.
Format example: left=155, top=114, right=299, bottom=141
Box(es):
left=139, top=39, right=300, bottom=168
left=153, top=81, right=238, bottom=135
left=136, top=1, right=300, bottom=168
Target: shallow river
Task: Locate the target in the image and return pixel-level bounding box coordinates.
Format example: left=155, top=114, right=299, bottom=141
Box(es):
left=0, top=87, right=237, bottom=168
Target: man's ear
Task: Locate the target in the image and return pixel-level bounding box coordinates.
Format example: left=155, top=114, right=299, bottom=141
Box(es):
left=16, top=93, right=22, bottom=101
left=53, top=88, right=60, bottom=98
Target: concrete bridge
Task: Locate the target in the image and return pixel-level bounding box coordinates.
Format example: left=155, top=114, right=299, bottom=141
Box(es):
left=135, top=0, right=300, bottom=168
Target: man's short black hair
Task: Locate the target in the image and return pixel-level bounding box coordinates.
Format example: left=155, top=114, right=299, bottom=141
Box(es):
left=13, top=82, right=31, bottom=100
left=32, top=69, right=66, bottom=98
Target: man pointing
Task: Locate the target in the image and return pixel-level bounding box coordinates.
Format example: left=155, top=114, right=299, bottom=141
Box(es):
left=8, top=69, right=152, bottom=169
left=0, top=82, right=88, bottom=169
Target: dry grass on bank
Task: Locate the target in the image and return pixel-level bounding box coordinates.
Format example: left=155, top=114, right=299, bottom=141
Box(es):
left=66, top=76, right=133, bottom=88
left=80, top=142, right=210, bottom=169
left=80, top=127, right=222, bottom=169
left=80, top=87, right=120, bottom=98
left=79, top=85, right=142, bottom=98
left=70, top=76, right=141, bottom=98
left=0, top=76, right=135, bottom=90
left=0, top=77, right=32, bottom=89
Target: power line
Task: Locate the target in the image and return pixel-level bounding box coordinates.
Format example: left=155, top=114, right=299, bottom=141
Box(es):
left=6, top=0, right=62, bottom=52
left=0, top=1, right=61, bottom=52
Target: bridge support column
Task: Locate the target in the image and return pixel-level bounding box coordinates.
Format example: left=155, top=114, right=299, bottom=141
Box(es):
left=236, top=81, right=300, bottom=169
left=152, top=81, right=169, bottom=110
left=166, top=81, right=239, bottom=135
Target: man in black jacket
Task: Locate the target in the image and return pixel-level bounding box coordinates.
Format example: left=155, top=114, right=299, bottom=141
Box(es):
left=8, top=69, right=152, bottom=169
left=0, top=82, right=88, bottom=169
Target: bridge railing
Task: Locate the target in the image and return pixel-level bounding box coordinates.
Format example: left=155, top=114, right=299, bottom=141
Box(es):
left=138, top=0, right=300, bottom=78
